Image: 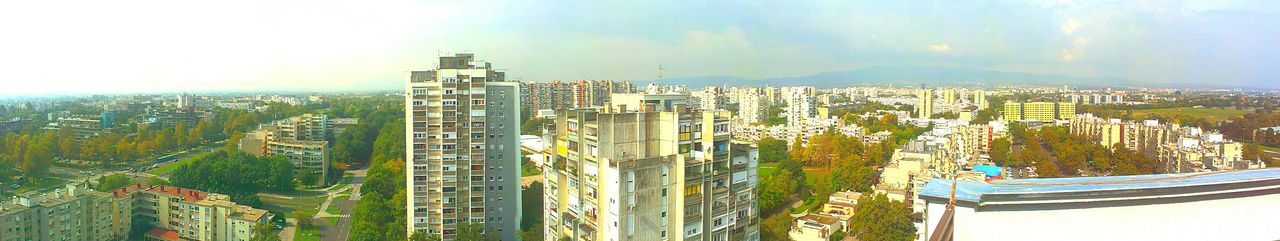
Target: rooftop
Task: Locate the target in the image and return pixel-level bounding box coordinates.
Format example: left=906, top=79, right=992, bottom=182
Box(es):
left=920, top=168, right=1280, bottom=204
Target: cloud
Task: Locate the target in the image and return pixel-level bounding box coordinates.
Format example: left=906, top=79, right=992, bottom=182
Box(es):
left=1061, top=16, right=1082, bottom=35
left=1060, top=37, right=1089, bottom=61
left=929, top=44, right=952, bottom=52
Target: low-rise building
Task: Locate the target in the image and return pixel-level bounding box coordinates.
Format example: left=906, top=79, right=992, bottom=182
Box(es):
left=0, top=183, right=269, bottom=241
left=788, top=213, right=842, bottom=241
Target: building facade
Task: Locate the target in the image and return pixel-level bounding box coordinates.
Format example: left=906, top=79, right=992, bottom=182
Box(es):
left=916, top=89, right=933, bottom=119
left=406, top=53, right=521, bottom=240
left=1002, top=102, right=1075, bottom=122
left=782, top=87, right=815, bottom=126
left=0, top=183, right=269, bottom=241
left=541, top=100, right=760, bottom=241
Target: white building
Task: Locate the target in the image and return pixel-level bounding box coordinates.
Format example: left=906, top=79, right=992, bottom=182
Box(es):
left=782, top=86, right=815, bottom=127
left=406, top=53, right=521, bottom=240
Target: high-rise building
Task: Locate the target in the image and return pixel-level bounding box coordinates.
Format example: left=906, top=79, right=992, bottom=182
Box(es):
left=973, top=89, right=987, bottom=110
left=1002, top=102, right=1075, bottom=122
left=781, top=87, right=815, bottom=126
left=541, top=96, right=760, bottom=241
left=916, top=89, right=934, bottom=119
left=520, top=80, right=634, bottom=115
left=942, top=89, right=956, bottom=105
left=737, top=90, right=765, bottom=125
left=406, top=53, right=520, bottom=240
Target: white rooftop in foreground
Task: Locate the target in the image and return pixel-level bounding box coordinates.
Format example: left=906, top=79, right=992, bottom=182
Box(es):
left=920, top=168, right=1280, bottom=241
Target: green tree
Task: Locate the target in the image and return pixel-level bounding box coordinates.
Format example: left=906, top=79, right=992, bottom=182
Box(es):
left=757, top=137, right=789, bottom=163
left=94, top=174, right=135, bottom=191
left=990, top=138, right=1011, bottom=166
left=849, top=194, right=917, bottom=241
left=455, top=222, right=499, bottom=241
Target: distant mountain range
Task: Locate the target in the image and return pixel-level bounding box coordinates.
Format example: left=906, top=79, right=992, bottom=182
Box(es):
left=639, top=66, right=1217, bottom=89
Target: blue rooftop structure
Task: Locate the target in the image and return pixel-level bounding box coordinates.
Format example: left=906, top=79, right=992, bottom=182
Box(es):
left=971, top=165, right=1001, bottom=178
left=920, top=168, right=1280, bottom=203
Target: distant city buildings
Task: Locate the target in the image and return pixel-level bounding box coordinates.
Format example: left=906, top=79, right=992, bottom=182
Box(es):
left=406, top=53, right=520, bottom=240
left=520, top=80, right=634, bottom=115
left=1069, top=113, right=1257, bottom=172
left=0, top=182, right=270, bottom=241
left=542, top=94, right=760, bottom=241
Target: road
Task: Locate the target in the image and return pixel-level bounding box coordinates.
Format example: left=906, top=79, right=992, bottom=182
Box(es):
left=316, top=169, right=365, bottom=241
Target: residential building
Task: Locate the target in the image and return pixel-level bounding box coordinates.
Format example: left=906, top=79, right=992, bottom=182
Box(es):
left=1002, top=102, right=1075, bottom=122
left=942, top=89, right=956, bottom=105
left=736, top=90, right=765, bottom=125
left=788, top=213, right=842, bottom=241
left=331, top=118, right=359, bottom=135
left=48, top=113, right=113, bottom=141
left=541, top=101, right=760, bottom=241
left=521, top=80, right=634, bottom=114
left=782, top=87, right=815, bottom=126
left=0, top=117, right=28, bottom=135
left=1069, top=114, right=1254, bottom=172
left=238, top=114, right=340, bottom=185
left=916, top=89, right=933, bottom=119
left=406, top=53, right=521, bottom=240
left=972, top=89, right=987, bottom=110
left=0, top=183, right=269, bottom=241
left=266, top=140, right=330, bottom=182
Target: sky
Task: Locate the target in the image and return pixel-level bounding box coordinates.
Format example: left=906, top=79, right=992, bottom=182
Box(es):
left=1, top=0, right=1277, bottom=96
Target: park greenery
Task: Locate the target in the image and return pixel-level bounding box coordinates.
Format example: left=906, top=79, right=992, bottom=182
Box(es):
left=167, top=150, right=295, bottom=207
left=757, top=112, right=924, bottom=240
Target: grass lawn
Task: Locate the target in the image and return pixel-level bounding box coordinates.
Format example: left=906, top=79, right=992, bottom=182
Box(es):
left=259, top=194, right=327, bottom=214
left=295, top=225, right=321, bottom=241
left=2, top=177, right=67, bottom=196
left=324, top=203, right=343, bottom=215
left=801, top=168, right=832, bottom=187
left=522, top=161, right=542, bottom=177
left=1130, top=107, right=1252, bottom=123
left=758, top=162, right=780, bottom=177
left=147, top=152, right=212, bottom=175
left=324, top=217, right=340, bottom=226
left=338, top=188, right=353, bottom=195
left=335, top=194, right=350, bottom=201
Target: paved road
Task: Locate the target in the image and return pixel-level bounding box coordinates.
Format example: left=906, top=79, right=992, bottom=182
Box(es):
left=279, top=218, right=297, bottom=241
left=317, top=169, right=365, bottom=241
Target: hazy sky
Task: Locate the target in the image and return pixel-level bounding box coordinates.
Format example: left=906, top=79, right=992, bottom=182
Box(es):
left=1, top=0, right=1277, bottom=95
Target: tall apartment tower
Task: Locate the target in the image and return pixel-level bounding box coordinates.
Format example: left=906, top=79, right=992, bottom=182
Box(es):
left=541, top=95, right=760, bottom=241
left=916, top=88, right=934, bottom=119
left=973, top=89, right=987, bottom=110
left=781, top=86, right=815, bottom=126
left=942, top=89, right=956, bottom=105
left=406, top=53, right=521, bottom=240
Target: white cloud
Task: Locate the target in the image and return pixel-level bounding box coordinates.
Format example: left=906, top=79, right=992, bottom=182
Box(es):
left=929, top=44, right=952, bottom=52
left=1060, top=37, right=1089, bottom=61
left=1061, top=16, right=1082, bottom=35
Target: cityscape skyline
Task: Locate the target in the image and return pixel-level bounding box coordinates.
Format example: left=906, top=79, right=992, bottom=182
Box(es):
left=3, top=0, right=1280, bottom=96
